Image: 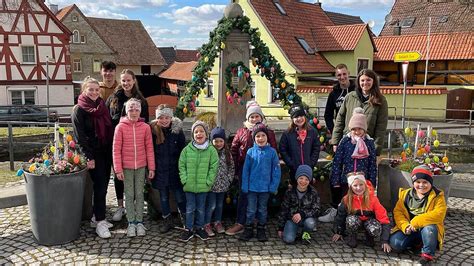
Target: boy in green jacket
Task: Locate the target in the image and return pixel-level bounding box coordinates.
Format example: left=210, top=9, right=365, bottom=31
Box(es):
left=178, top=120, right=218, bottom=242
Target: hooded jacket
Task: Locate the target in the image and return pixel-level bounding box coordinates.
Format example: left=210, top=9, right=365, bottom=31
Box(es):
left=106, top=89, right=149, bottom=128
left=150, top=117, right=186, bottom=190
left=324, top=80, right=356, bottom=133
left=330, top=91, right=388, bottom=155
left=392, top=187, right=446, bottom=250
left=333, top=181, right=391, bottom=243
left=179, top=142, right=219, bottom=193
left=112, top=117, right=155, bottom=173
left=241, top=143, right=281, bottom=193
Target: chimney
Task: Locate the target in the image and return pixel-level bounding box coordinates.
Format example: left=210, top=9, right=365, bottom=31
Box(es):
left=314, top=0, right=322, bottom=6
left=49, top=4, right=58, bottom=14
left=393, top=25, right=401, bottom=35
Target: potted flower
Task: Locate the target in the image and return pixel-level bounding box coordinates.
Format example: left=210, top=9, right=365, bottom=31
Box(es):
left=388, top=124, right=453, bottom=208
left=16, top=123, right=88, bottom=246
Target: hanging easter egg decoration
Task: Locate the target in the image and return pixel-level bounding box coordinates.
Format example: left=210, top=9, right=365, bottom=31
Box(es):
left=404, top=127, right=411, bottom=135
left=66, top=134, right=73, bottom=142
left=424, top=145, right=431, bottom=153
left=183, top=107, right=188, bottom=114
left=442, top=156, right=449, bottom=163
left=406, top=147, right=412, bottom=155
left=403, top=143, right=409, bottom=150
left=195, top=100, right=200, bottom=106
left=433, top=156, right=440, bottom=163
left=264, top=61, right=270, bottom=67
left=42, top=153, right=49, bottom=160
left=417, top=130, right=425, bottom=138
left=319, top=136, right=325, bottom=143
left=424, top=158, right=431, bottom=164
left=73, top=155, right=80, bottom=164
left=207, top=71, right=211, bottom=78
left=313, top=118, right=318, bottom=124
left=67, top=151, right=73, bottom=158
left=320, top=175, right=325, bottom=182
left=69, top=141, right=76, bottom=149
left=29, top=164, right=36, bottom=173
left=58, top=127, right=65, bottom=135
left=433, top=139, right=440, bottom=148
left=204, top=56, right=209, bottom=63
left=431, top=129, right=437, bottom=137
left=256, top=68, right=260, bottom=74
left=192, top=75, right=197, bottom=81
left=50, top=146, right=56, bottom=153
left=16, top=168, right=24, bottom=176
left=281, top=82, right=286, bottom=89
left=317, top=124, right=322, bottom=130
left=220, top=42, right=226, bottom=49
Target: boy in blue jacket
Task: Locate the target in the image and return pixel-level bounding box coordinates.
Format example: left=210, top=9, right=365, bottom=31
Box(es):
left=239, top=123, right=281, bottom=242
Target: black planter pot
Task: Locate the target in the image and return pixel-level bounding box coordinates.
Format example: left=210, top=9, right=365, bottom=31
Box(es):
left=24, top=168, right=87, bottom=246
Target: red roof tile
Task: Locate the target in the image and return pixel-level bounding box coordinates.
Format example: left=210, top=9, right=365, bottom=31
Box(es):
left=325, top=11, right=364, bottom=26
left=159, top=61, right=198, bottom=81
left=297, top=85, right=448, bottom=95
left=374, top=32, right=473, bottom=61
left=314, top=24, right=369, bottom=51
left=380, top=0, right=473, bottom=36
left=56, top=4, right=75, bottom=21
left=176, top=49, right=199, bottom=62
left=249, top=0, right=335, bottom=73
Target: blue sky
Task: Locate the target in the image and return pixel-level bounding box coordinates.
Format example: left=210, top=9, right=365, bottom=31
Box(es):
left=48, top=0, right=395, bottom=49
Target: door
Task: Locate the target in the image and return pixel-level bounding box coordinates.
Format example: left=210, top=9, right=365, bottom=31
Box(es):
left=446, top=88, right=472, bottom=119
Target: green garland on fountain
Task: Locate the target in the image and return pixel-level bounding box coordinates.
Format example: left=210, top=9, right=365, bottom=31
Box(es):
left=175, top=15, right=302, bottom=119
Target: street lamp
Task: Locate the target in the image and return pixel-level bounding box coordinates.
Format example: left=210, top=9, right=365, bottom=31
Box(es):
left=46, top=56, right=55, bottom=125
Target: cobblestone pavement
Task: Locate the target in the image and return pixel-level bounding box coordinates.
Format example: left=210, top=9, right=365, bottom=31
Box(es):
left=1, top=180, right=473, bottom=265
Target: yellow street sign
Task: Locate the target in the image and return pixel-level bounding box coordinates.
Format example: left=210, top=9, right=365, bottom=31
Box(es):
left=393, top=51, right=422, bottom=62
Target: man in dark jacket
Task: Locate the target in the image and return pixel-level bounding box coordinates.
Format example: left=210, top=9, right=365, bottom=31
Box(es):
left=324, top=64, right=355, bottom=134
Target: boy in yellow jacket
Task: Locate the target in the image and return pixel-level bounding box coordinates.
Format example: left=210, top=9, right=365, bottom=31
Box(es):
left=389, top=165, right=447, bottom=265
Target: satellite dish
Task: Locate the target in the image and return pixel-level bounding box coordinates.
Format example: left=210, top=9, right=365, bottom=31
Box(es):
left=385, top=14, right=393, bottom=23
left=368, top=20, right=375, bottom=28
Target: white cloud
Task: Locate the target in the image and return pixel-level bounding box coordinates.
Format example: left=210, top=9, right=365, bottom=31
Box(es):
left=77, top=3, right=129, bottom=19
left=156, top=4, right=226, bottom=26
left=148, top=0, right=168, bottom=7
left=151, top=36, right=208, bottom=49
left=168, top=3, right=178, bottom=8
left=145, top=25, right=180, bottom=35
left=188, top=25, right=215, bottom=35
left=319, top=0, right=394, bottom=8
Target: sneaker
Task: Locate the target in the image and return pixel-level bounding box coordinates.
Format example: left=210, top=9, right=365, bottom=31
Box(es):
left=302, top=231, right=312, bottom=244
left=204, top=224, right=215, bottom=237
left=239, top=225, right=254, bottom=241
left=214, top=222, right=225, bottom=234
left=90, top=216, right=113, bottom=228
left=346, top=233, right=357, bottom=248
left=256, top=224, right=268, bottom=242
left=225, top=223, right=244, bottom=235
left=365, top=231, right=375, bottom=247
left=318, top=207, right=337, bottom=223
left=112, top=207, right=126, bottom=222
left=196, top=228, right=210, bottom=240
left=127, top=223, right=136, bottom=237
left=136, top=223, right=146, bottom=236
left=179, top=230, right=194, bottom=242
left=418, top=253, right=434, bottom=265
left=96, top=221, right=112, bottom=238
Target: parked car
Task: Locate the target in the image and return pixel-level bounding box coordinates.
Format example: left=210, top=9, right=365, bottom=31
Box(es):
left=0, top=106, right=58, bottom=123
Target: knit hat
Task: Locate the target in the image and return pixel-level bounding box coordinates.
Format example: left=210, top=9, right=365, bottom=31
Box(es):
left=155, top=107, right=173, bottom=118
left=289, top=104, right=306, bottom=119
left=125, top=98, right=141, bottom=114
left=246, top=100, right=265, bottom=121
left=348, top=107, right=367, bottom=131
left=191, top=120, right=209, bottom=137
left=252, top=122, right=268, bottom=140
left=347, top=172, right=366, bottom=186
left=411, top=165, right=433, bottom=185
left=295, top=165, right=313, bottom=183
left=210, top=127, right=226, bottom=141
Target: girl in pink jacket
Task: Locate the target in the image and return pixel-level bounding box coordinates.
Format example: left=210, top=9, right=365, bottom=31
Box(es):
left=113, top=98, right=155, bottom=237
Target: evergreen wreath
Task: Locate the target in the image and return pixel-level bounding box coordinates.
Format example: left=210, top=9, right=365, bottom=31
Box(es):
left=175, top=15, right=302, bottom=119
left=224, top=61, right=252, bottom=104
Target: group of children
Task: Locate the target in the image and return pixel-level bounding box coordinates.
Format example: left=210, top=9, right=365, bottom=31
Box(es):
left=111, top=98, right=446, bottom=264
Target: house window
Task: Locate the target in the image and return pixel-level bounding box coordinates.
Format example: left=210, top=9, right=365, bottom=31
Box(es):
left=269, top=83, right=279, bottom=103
left=10, top=90, right=35, bottom=105
left=21, top=46, right=35, bottom=63
left=72, top=15, right=78, bottom=22
left=400, top=17, right=416, bottom=28
left=80, top=35, right=86, bottom=43
left=250, top=81, right=256, bottom=99
left=141, top=65, right=151, bottom=74
left=93, top=59, right=101, bottom=73
left=296, top=37, right=315, bottom=55
left=438, top=15, right=448, bottom=23
left=72, top=30, right=80, bottom=43
left=273, top=0, right=286, bottom=15
left=73, top=59, right=82, bottom=72
left=357, top=59, right=369, bottom=73
left=206, top=79, right=214, bottom=98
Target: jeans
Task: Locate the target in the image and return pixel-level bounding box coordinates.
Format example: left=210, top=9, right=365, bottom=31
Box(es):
left=159, top=187, right=186, bottom=217
left=113, top=173, right=124, bottom=201
left=236, top=183, right=248, bottom=225
left=246, top=192, right=270, bottom=225
left=123, top=168, right=146, bottom=223
left=185, top=192, right=207, bottom=230
left=283, top=218, right=316, bottom=244
left=205, top=192, right=225, bottom=224
left=390, top=225, right=439, bottom=256
left=89, top=149, right=112, bottom=221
